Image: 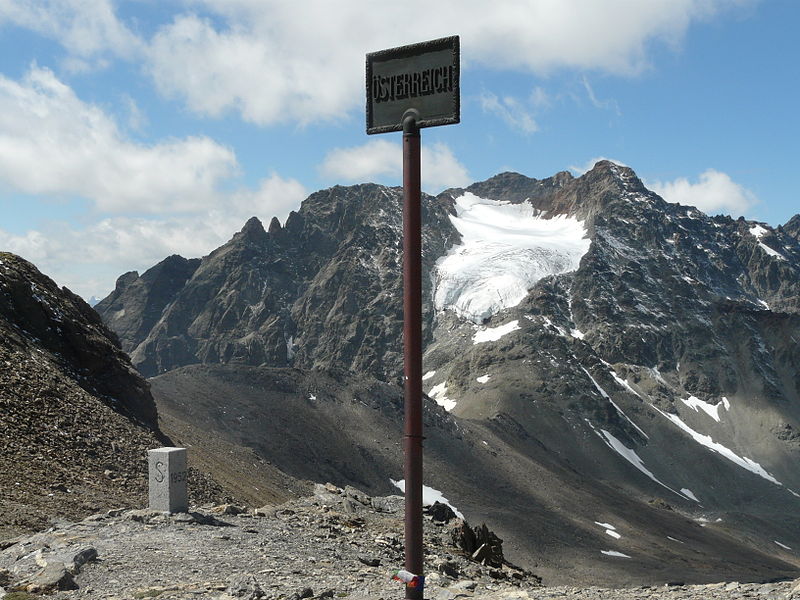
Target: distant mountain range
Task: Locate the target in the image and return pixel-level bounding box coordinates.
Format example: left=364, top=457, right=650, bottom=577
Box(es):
left=4, top=160, right=800, bottom=586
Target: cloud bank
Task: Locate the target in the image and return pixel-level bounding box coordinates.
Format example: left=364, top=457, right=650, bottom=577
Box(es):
left=320, top=140, right=471, bottom=191
left=648, top=169, right=758, bottom=217
left=2, top=0, right=757, bottom=125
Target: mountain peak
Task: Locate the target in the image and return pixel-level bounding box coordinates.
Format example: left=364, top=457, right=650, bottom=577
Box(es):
left=268, top=216, right=282, bottom=234
left=783, top=214, right=800, bottom=240
left=235, top=216, right=268, bottom=244
left=241, top=216, right=266, bottom=235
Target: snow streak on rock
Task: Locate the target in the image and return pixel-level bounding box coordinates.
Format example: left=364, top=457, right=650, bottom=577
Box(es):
left=434, top=192, right=590, bottom=323
left=390, top=479, right=464, bottom=519
left=473, top=320, right=521, bottom=344
left=653, top=406, right=782, bottom=486
left=428, top=381, right=456, bottom=412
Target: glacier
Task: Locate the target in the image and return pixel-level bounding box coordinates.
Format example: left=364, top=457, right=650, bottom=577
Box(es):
left=433, top=192, right=590, bottom=323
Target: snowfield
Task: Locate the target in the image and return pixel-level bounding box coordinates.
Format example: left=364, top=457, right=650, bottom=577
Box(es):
left=434, top=192, right=590, bottom=323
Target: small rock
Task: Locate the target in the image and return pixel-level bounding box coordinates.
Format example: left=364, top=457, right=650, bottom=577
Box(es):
left=425, top=501, right=457, bottom=524
left=127, top=508, right=163, bottom=522
left=253, top=504, right=276, bottom=517
left=437, top=560, right=461, bottom=578
left=172, top=512, right=197, bottom=524
left=292, top=587, right=314, bottom=599
left=211, top=504, right=246, bottom=515
left=371, top=495, right=404, bottom=514
left=725, top=581, right=740, bottom=591
left=357, top=555, right=381, bottom=567
left=0, top=567, right=12, bottom=586
left=341, top=498, right=360, bottom=515
left=69, top=547, right=98, bottom=573
left=344, top=485, right=371, bottom=506
left=227, top=574, right=264, bottom=599
left=28, top=562, right=78, bottom=592
left=451, top=579, right=477, bottom=591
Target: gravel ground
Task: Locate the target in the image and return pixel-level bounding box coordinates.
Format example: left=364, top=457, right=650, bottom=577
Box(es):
left=2, top=485, right=799, bottom=600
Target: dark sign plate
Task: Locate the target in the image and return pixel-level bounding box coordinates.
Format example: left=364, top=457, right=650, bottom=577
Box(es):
left=366, top=36, right=460, bottom=134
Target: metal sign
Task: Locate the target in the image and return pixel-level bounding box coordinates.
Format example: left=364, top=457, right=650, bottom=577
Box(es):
left=366, top=36, right=460, bottom=134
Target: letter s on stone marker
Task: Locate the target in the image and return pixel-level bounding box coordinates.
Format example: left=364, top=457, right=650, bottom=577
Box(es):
left=154, top=461, right=166, bottom=483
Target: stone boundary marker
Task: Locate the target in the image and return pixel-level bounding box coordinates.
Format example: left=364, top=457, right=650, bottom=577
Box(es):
left=148, top=447, right=188, bottom=513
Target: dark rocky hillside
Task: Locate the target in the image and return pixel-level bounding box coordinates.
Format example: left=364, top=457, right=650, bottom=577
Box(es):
left=149, top=363, right=799, bottom=587
left=98, top=184, right=457, bottom=379
left=96, top=161, right=800, bottom=585
left=0, top=253, right=226, bottom=538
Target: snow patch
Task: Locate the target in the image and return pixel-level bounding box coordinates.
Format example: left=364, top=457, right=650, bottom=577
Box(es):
left=582, top=367, right=609, bottom=399
left=681, top=395, right=730, bottom=422
left=653, top=406, right=782, bottom=486
left=759, top=242, right=786, bottom=260
left=390, top=479, right=464, bottom=519
left=601, top=551, right=630, bottom=558
left=587, top=421, right=684, bottom=499
left=584, top=367, right=648, bottom=439
left=749, top=224, right=768, bottom=239
left=595, top=522, right=621, bottom=539
left=571, top=328, right=585, bottom=339
left=434, top=192, right=590, bottom=323
left=775, top=541, right=792, bottom=550
left=680, top=488, right=699, bottom=502
left=609, top=370, right=643, bottom=399
left=476, top=374, right=491, bottom=384
left=422, top=370, right=436, bottom=381
left=428, top=382, right=457, bottom=412
left=473, top=320, right=520, bottom=344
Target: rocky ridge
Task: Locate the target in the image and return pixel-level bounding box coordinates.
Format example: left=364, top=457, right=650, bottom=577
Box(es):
left=3, top=484, right=800, bottom=600
left=0, top=253, right=230, bottom=539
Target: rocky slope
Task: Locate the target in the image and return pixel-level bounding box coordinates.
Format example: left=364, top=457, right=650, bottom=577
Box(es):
left=95, top=161, right=800, bottom=585
left=0, top=253, right=228, bottom=538
left=3, top=485, right=800, bottom=600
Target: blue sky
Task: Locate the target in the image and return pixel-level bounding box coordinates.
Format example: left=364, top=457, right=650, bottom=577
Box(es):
left=0, top=0, right=797, bottom=300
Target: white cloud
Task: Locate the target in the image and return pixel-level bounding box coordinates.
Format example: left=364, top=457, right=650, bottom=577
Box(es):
left=581, top=76, right=622, bottom=115
left=569, top=157, right=629, bottom=175
left=0, top=172, right=307, bottom=299
left=320, top=139, right=401, bottom=182
left=320, top=140, right=471, bottom=191
left=480, top=92, right=539, bottom=134
left=647, top=169, right=758, bottom=216
left=0, top=0, right=141, bottom=62
left=143, top=0, right=754, bottom=125
left=0, top=66, right=239, bottom=213
left=1, top=1, right=756, bottom=126
left=0, top=66, right=309, bottom=298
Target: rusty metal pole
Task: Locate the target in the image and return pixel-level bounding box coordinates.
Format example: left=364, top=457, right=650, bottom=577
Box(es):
left=402, top=110, right=424, bottom=600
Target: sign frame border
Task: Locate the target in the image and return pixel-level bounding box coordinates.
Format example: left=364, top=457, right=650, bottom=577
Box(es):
left=366, top=35, right=460, bottom=135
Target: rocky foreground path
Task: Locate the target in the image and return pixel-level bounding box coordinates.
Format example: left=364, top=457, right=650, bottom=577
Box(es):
left=2, top=485, right=799, bottom=600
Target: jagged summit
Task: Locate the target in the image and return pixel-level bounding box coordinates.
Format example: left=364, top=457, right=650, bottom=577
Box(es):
left=234, top=215, right=268, bottom=244
left=268, top=216, right=282, bottom=234
left=783, top=214, right=800, bottom=239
